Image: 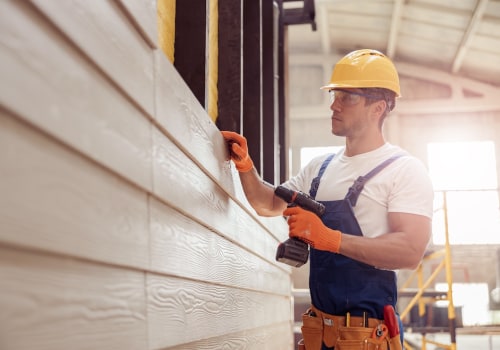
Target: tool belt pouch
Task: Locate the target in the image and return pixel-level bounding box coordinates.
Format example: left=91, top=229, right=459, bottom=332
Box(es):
left=301, top=309, right=323, bottom=350
left=335, top=327, right=389, bottom=350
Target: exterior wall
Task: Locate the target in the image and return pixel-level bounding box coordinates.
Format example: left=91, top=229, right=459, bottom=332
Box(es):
left=0, top=1, right=292, bottom=349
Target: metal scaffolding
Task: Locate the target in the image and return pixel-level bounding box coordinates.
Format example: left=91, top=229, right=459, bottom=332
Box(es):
left=398, top=191, right=458, bottom=350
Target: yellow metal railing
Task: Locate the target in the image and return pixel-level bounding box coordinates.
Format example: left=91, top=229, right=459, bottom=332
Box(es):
left=399, top=191, right=457, bottom=350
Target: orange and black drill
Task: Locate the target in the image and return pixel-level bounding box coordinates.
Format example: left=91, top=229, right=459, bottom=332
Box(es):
left=274, top=185, right=326, bottom=267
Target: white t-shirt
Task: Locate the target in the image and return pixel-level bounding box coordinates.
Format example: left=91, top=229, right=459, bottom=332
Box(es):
left=283, top=143, right=434, bottom=238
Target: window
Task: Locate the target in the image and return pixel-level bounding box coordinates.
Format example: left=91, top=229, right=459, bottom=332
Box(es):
left=436, top=282, right=490, bottom=326
left=300, top=146, right=343, bottom=169
left=428, top=141, right=500, bottom=244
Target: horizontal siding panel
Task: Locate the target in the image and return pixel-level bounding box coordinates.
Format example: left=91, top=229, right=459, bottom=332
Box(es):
left=0, top=110, right=149, bottom=269
left=118, top=0, right=158, bottom=48
left=166, top=322, right=293, bottom=350
left=0, top=246, right=147, bottom=350
left=0, top=0, right=152, bottom=191
left=232, top=180, right=290, bottom=245
left=155, top=51, right=234, bottom=193
left=0, top=2, right=294, bottom=350
left=152, top=128, right=287, bottom=268
left=30, top=0, right=155, bottom=117
left=147, top=273, right=291, bottom=349
left=155, top=52, right=290, bottom=241
left=150, top=197, right=291, bottom=295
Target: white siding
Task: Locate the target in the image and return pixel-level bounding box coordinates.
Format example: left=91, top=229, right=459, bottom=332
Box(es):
left=0, top=1, right=292, bottom=349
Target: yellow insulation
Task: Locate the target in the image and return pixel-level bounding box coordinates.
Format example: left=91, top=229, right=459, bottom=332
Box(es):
left=208, top=0, right=219, bottom=122
left=157, top=0, right=175, bottom=63
left=157, top=0, right=218, bottom=122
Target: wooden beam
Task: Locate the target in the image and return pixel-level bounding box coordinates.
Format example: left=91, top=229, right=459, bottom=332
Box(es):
left=452, top=0, right=489, bottom=73
left=386, top=0, right=403, bottom=59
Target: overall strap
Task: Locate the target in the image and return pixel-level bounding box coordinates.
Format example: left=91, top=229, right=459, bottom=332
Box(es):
left=346, top=154, right=403, bottom=206
left=309, top=153, right=335, bottom=199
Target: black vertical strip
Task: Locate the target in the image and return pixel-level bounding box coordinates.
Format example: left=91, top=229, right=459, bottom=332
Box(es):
left=276, top=0, right=287, bottom=183
left=242, top=0, right=262, bottom=174
left=174, top=0, right=207, bottom=108
left=216, top=0, right=243, bottom=131
left=261, top=0, right=276, bottom=184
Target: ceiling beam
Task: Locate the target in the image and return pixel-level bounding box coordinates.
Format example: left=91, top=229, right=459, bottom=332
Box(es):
left=386, top=0, right=404, bottom=58
left=290, top=94, right=500, bottom=120
left=396, top=62, right=499, bottom=97
left=452, top=0, right=489, bottom=73
left=288, top=60, right=500, bottom=119
left=316, top=2, right=331, bottom=54
left=283, top=0, right=317, bottom=30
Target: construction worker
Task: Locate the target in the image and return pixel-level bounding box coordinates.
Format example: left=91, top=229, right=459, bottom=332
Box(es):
left=221, top=49, right=434, bottom=350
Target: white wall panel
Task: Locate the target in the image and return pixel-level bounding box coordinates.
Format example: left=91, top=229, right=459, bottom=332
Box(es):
left=30, top=0, right=155, bottom=117
left=118, top=0, right=158, bottom=48
left=150, top=197, right=290, bottom=295
left=0, top=0, right=293, bottom=349
left=167, top=323, right=293, bottom=350
left=152, top=128, right=286, bottom=267
left=0, top=110, right=150, bottom=270
left=0, top=0, right=153, bottom=192
left=147, top=273, right=291, bottom=349
left=0, top=247, right=147, bottom=350
left=154, top=51, right=234, bottom=194
left=155, top=51, right=290, bottom=242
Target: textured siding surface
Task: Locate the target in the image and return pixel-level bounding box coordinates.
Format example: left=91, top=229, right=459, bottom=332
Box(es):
left=0, top=1, right=292, bottom=349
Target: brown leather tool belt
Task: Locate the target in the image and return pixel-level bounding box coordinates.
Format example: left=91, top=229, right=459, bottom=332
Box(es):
left=300, top=305, right=388, bottom=350
left=311, top=305, right=383, bottom=328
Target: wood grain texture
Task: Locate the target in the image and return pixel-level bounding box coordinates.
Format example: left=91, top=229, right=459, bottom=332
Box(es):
left=150, top=197, right=290, bottom=295
left=0, top=1, right=294, bottom=348
left=152, top=128, right=287, bottom=268
left=154, top=50, right=290, bottom=242
left=155, top=50, right=234, bottom=193
left=147, top=273, right=292, bottom=349
left=166, top=322, right=293, bottom=350
left=117, top=0, right=158, bottom=49
left=30, top=0, right=155, bottom=117
left=0, top=0, right=153, bottom=191
left=0, top=247, right=147, bottom=350
left=0, top=110, right=150, bottom=269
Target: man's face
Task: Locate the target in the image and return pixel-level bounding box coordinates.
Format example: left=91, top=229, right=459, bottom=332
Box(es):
left=329, top=89, right=377, bottom=138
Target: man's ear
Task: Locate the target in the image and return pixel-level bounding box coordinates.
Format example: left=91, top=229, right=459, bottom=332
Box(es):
left=370, top=99, right=387, bottom=120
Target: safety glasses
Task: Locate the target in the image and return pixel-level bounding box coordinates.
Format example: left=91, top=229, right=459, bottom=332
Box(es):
left=328, top=89, right=380, bottom=106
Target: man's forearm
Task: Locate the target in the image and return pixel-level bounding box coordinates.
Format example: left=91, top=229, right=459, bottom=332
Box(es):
left=238, top=168, right=286, bottom=217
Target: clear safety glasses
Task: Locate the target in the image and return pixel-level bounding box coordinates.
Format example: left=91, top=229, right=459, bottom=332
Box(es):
left=328, top=89, right=379, bottom=106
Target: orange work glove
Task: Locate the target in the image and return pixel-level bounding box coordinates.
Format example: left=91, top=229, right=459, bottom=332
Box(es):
left=283, top=206, right=342, bottom=253
left=221, top=131, right=254, bottom=172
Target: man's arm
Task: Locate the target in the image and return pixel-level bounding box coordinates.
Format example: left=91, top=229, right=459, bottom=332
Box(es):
left=221, top=131, right=287, bottom=217
left=286, top=207, right=431, bottom=270
left=238, top=169, right=287, bottom=217
left=339, top=212, right=431, bottom=270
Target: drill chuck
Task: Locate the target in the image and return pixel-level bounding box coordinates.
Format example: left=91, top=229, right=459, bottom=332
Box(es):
left=274, top=186, right=325, bottom=216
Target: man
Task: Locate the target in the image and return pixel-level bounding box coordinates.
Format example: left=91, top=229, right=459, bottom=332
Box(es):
left=221, top=49, right=434, bottom=350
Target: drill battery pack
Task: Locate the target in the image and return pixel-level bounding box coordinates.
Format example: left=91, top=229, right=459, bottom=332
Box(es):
left=276, top=237, right=309, bottom=267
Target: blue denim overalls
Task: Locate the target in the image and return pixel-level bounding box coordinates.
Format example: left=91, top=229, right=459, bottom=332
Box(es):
left=308, top=154, right=403, bottom=349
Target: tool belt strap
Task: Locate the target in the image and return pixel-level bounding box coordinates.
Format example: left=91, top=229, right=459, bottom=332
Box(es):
left=311, top=305, right=383, bottom=328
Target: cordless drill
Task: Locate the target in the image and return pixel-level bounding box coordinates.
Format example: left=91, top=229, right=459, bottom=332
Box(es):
left=274, top=185, right=326, bottom=267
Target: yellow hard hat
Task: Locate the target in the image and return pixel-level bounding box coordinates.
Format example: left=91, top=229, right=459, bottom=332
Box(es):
left=321, top=49, right=401, bottom=97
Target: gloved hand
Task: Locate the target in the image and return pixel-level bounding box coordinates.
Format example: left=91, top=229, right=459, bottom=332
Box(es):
left=283, top=206, right=342, bottom=253
left=221, top=131, right=254, bottom=172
